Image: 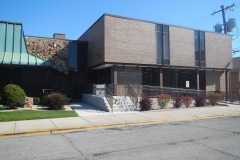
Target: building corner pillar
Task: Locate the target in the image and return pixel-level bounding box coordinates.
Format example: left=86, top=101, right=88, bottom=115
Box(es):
left=197, top=69, right=199, bottom=90
left=160, top=68, right=163, bottom=87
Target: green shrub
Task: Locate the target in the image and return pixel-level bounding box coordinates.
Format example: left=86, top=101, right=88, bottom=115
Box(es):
left=157, top=94, right=171, bottom=109
left=1, top=84, right=26, bottom=108
left=173, top=96, right=182, bottom=108
left=33, top=97, right=40, bottom=105
left=40, top=95, right=49, bottom=106
left=47, top=92, right=70, bottom=110
left=214, top=89, right=222, bottom=94
left=194, top=94, right=206, bottom=107
left=139, top=96, right=152, bottom=111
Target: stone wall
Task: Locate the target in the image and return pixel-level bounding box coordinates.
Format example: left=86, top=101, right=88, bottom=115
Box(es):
left=25, top=36, right=70, bottom=74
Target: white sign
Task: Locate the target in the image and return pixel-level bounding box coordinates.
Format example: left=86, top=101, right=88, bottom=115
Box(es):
left=186, top=81, right=190, bottom=88
left=96, top=84, right=105, bottom=97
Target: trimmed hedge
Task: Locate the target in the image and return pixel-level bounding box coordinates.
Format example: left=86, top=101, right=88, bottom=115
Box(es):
left=1, top=84, right=26, bottom=108
left=33, top=97, right=40, bottom=105
left=47, top=92, right=70, bottom=110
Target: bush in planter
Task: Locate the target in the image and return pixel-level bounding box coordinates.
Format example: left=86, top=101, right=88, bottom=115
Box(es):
left=157, top=94, right=171, bottom=109
left=214, top=89, right=222, bottom=94
left=228, top=93, right=237, bottom=103
left=1, top=84, right=26, bottom=108
left=207, top=93, right=222, bottom=106
left=194, top=94, right=206, bottom=107
left=47, top=92, right=70, bottom=110
left=40, top=95, right=49, bottom=106
left=33, top=97, right=40, bottom=105
left=139, top=96, right=152, bottom=111
left=173, top=96, right=182, bottom=108
left=181, top=96, right=193, bottom=108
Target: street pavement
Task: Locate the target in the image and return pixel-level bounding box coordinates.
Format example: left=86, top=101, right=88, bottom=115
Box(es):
left=1, top=115, right=240, bottom=160
left=0, top=103, right=240, bottom=137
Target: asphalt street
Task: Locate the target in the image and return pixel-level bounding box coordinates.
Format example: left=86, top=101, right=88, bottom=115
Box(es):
left=0, top=116, right=240, bottom=160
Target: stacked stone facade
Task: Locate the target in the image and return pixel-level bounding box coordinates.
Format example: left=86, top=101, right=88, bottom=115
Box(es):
left=25, top=36, right=70, bottom=74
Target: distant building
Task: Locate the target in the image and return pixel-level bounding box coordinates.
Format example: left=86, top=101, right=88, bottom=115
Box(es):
left=0, top=14, right=233, bottom=98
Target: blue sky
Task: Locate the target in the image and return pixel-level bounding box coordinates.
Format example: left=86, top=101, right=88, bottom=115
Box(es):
left=1, top=0, right=240, bottom=57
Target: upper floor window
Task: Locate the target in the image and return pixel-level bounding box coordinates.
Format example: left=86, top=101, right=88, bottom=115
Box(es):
left=195, top=30, right=205, bottom=67
left=157, top=24, right=170, bottom=65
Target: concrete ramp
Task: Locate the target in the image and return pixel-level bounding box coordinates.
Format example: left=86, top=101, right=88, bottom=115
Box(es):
left=70, top=102, right=109, bottom=117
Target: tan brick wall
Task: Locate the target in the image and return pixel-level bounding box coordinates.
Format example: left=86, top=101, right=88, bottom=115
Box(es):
left=231, top=71, right=240, bottom=93
left=206, top=70, right=225, bottom=92
left=78, top=17, right=104, bottom=67
left=169, top=26, right=195, bottom=66
left=205, top=32, right=232, bottom=69
left=233, top=57, right=240, bottom=69
left=105, top=15, right=156, bottom=64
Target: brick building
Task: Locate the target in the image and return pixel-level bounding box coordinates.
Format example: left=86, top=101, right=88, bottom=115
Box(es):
left=0, top=14, right=233, bottom=98
left=70, top=14, right=232, bottom=92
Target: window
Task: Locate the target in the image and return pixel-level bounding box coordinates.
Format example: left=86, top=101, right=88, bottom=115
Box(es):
left=195, top=30, right=205, bottom=67
left=157, top=24, right=170, bottom=65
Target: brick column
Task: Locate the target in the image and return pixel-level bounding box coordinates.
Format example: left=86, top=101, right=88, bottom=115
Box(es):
left=197, top=69, right=199, bottom=90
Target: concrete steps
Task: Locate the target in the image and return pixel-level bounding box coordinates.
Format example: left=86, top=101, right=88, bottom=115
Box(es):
left=113, top=96, right=137, bottom=112
left=82, top=94, right=137, bottom=112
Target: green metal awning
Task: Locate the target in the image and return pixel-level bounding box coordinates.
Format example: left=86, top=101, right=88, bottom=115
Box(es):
left=0, top=21, right=51, bottom=66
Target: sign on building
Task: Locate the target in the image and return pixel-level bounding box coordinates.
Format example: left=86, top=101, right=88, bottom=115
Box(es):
left=186, top=81, right=190, bottom=88
left=96, top=84, right=105, bottom=97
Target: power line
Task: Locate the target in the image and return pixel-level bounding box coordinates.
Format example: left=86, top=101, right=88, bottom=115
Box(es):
left=189, top=14, right=221, bottom=27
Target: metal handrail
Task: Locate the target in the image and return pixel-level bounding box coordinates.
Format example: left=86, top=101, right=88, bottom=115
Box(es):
left=105, top=85, right=114, bottom=112
left=127, top=84, right=138, bottom=108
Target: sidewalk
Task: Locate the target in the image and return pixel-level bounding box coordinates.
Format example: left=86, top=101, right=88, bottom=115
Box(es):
left=0, top=104, right=240, bottom=137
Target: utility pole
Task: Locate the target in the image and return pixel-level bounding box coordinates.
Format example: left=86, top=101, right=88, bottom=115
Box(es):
left=212, top=3, right=235, bottom=101
left=211, top=3, right=235, bottom=34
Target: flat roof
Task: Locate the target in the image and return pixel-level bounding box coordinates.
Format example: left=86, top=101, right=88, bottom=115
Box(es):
left=79, top=13, right=231, bottom=40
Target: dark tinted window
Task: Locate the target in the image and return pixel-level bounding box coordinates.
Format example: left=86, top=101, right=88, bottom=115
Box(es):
left=195, top=31, right=205, bottom=67
left=157, top=24, right=170, bottom=65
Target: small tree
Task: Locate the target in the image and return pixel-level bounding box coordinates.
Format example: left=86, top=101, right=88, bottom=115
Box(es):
left=194, top=94, right=206, bottom=107
left=173, top=96, right=182, bottom=108
left=1, top=84, right=26, bottom=108
left=181, top=96, right=193, bottom=108
left=157, top=94, right=171, bottom=109
left=208, top=93, right=222, bottom=106
left=139, top=96, right=152, bottom=111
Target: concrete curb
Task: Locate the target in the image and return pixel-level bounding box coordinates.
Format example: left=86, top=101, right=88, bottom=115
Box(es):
left=1, top=112, right=240, bottom=138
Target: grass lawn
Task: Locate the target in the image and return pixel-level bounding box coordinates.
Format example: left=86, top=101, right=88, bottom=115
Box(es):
left=0, top=110, right=78, bottom=122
